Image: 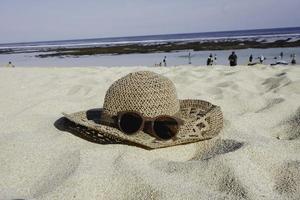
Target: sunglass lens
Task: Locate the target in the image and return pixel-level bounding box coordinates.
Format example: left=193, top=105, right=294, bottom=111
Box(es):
left=119, top=112, right=143, bottom=134
left=153, top=116, right=179, bottom=140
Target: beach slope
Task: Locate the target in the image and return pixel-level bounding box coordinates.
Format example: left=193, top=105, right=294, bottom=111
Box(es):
left=0, top=65, right=300, bottom=200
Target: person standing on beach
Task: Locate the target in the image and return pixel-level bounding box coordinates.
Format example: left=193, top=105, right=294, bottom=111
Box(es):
left=280, top=52, right=283, bottom=59
left=291, top=54, right=296, bottom=65
left=249, top=54, right=253, bottom=63
left=259, top=55, right=265, bottom=64
left=228, top=52, right=237, bottom=66
left=214, top=54, right=217, bottom=65
left=6, top=61, right=15, bottom=68
left=188, top=52, right=192, bottom=64
left=163, top=56, right=167, bottom=66
left=207, top=54, right=213, bottom=66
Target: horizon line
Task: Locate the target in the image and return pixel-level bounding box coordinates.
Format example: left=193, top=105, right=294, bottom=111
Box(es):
left=1, top=26, right=300, bottom=46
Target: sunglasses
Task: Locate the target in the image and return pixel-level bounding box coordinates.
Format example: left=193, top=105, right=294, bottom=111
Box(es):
left=110, top=111, right=184, bottom=140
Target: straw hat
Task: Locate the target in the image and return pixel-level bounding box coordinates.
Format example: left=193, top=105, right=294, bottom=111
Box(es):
left=63, top=71, right=223, bottom=149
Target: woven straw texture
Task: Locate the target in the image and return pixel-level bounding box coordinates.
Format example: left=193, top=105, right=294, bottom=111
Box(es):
left=103, top=71, right=180, bottom=117
left=63, top=71, right=223, bottom=149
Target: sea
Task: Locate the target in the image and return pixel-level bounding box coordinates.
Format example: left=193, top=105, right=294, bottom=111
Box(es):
left=1, top=27, right=300, bottom=67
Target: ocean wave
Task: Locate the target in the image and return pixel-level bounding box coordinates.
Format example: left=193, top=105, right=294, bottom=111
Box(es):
left=1, top=30, right=300, bottom=50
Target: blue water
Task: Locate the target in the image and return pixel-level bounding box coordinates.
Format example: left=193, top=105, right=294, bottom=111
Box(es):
left=1, top=27, right=300, bottom=50
left=1, top=47, right=299, bottom=67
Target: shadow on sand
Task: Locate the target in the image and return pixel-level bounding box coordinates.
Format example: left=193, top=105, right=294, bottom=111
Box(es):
left=53, top=109, right=150, bottom=149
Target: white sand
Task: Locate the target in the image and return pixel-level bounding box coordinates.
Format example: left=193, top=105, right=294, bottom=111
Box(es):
left=0, top=65, right=300, bottom=200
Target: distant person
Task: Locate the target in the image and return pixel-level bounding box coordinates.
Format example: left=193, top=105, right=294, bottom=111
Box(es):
left=228, top=51, right=237, bottom=66
left=291, top=54, right=296, bottom=65
left=6, top=61, right=15, bottom=68
left=259, top=55, right=265, bottom=64
left=249, top=54, right=253, bottom=63
left=248, top=54, right=258, bottom=66
left=280, top=52, right=283, bottom=59
left=207, top=54, right=213, bottom=66
left=163, top=56, right=167, bottom=66
left=214, top=54, right=217, bottom=65
left=188, top=52, right=192, bottom=64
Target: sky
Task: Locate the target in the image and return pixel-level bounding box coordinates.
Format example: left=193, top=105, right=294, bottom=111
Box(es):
left=0, top=0, right=300, bottom=43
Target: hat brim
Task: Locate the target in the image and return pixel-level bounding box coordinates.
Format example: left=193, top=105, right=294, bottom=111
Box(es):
left=62, top=99, right=223, bottom=149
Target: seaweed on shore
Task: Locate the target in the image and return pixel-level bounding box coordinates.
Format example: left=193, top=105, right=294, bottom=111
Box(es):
left=35, top=39, right=300, bottom=58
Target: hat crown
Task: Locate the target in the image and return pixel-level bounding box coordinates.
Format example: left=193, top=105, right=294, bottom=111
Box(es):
left=103, top=71, right=180, bottom=117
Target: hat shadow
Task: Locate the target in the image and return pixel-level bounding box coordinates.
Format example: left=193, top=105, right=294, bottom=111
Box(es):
left=54, top=109, right=150, bottom=149
left=54, top=109, right=123, bottom=145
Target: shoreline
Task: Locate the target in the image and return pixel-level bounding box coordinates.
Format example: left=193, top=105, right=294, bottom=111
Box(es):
left=1, top=37, right=300, bottom=58
left=1, top=64, right=299, bottom=69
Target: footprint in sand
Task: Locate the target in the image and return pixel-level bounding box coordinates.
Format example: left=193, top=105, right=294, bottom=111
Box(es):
left=30, top=151, right=80, bottom=198
left=278, top=80, right=300, bottom=95
left=275, top=72, right=287, bottom=77
left=273, top=161, right=300, bottom=199
left=216, top=81, right=240, bottom=92
left=216, top=166, right=248, bottom=199
left=118, top=182, right=162, bottom=200
left=255, top=98, right=285, bottom=113
left=216, top=81, right=235, bottom=88
left=110, top=154, right=164, bottom=200
left=223, top=71, right=237, bottom=76
left=206, top=87, right=223, bottom=99
left=275, top=107, right=300, bottom=140
left=151, top=151, right=248, bottom=199
left=67, top=85, right=92, bottom=96
left=191, top=139, right=244, bottom=161
left=261, top=76, right=291, bottom=93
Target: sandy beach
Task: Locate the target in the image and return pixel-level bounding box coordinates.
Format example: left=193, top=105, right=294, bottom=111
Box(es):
left=0, top=65, right=300, bottom=200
